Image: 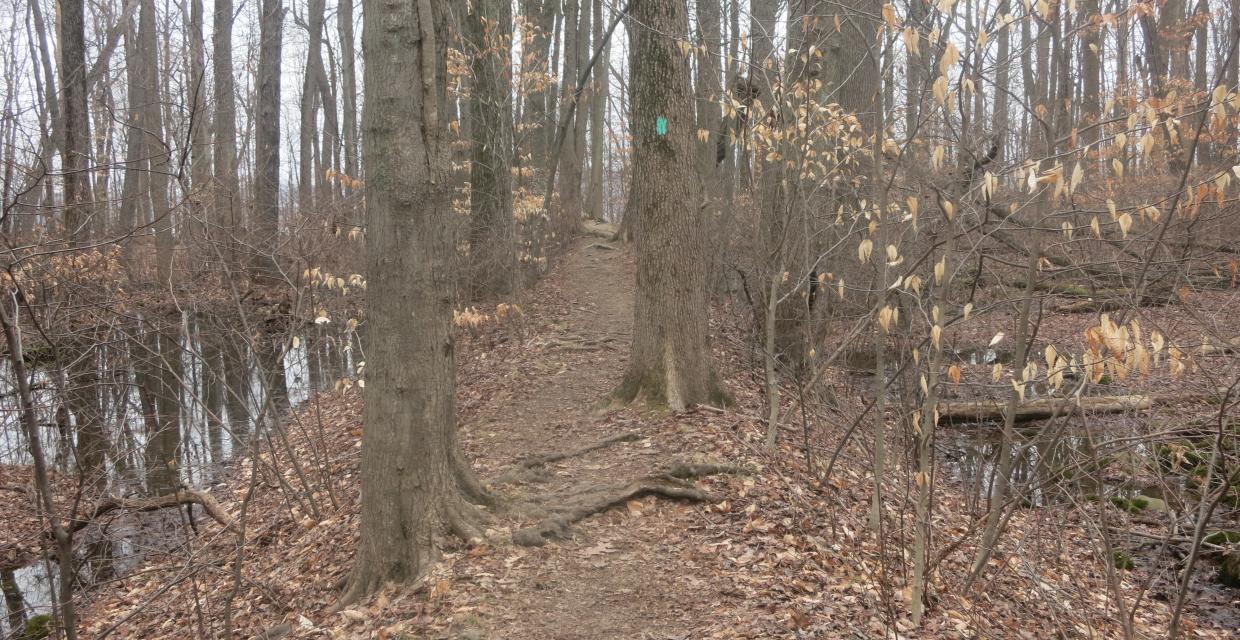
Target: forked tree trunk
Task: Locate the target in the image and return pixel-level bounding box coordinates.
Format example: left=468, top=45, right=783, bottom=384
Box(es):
left=468, top=0, right=517, bottom=298
left=342, top=0, right=489, bottom=605
left=612, top=0, right=726, bottom=411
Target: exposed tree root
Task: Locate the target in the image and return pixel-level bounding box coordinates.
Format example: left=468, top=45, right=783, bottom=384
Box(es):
left=665, top=461, right=753, bottom=479
left=334, top=491, right=484, bottom=610
left=545, top=336, right=618, bottom=352
left=512, top=462, right=734, bottom=547
left=495, top=431, right=640, bottom=484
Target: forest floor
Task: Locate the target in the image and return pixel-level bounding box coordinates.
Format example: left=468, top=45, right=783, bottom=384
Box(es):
left=65, top=228, right=1239, bottom=638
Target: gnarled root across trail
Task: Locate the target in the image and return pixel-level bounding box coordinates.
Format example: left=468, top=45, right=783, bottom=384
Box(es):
left=510, top=461, right=751, bottom=547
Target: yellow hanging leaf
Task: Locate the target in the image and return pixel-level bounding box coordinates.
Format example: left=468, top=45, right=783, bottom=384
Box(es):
left=1118, top=212, right=1133, bottom=238
left=903, top=27, right=920, bottom=56
left=933, top=75, right=949, bottom=105
left=881, top=3, right=900, bottom=28
left=858, top=238, right=874, bottom=263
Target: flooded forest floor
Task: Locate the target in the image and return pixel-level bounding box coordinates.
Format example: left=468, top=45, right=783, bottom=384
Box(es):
left=3, top=230, right=1238, bottom=638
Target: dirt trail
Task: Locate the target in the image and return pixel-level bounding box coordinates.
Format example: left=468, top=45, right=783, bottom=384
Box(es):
left=458, top=235, right=728, bottom=639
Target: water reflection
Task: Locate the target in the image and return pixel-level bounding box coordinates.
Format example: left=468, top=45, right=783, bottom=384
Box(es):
left=0, top=314, right=347, bottom=637
left=939, top=425, right=1117, bottom=510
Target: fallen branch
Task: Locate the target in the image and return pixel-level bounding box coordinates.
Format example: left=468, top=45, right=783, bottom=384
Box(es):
left=69, top=489, right=236, bottom=535
left=513, top=473, right=719, bottom=547
left=0, top=483, right=32, bottom=495
left=937, top=395, right=1152, bottom=423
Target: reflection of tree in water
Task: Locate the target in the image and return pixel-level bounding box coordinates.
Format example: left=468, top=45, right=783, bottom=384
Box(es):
left=943, top=426, right=1106, bottom=510
left=2, top=568, right=27, bottom=634
left=134, top=327, right=183, bottom=496
left=0, top=313, right=344, bottom=628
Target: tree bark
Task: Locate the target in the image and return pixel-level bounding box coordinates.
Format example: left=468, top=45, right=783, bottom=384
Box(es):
left=468, top=0, right=517, bottom=298
left=188, top=0, right=212, bottom=263
left=300, top=0, right=327, bottom=215
left=342, top=0, right=489, bottom=605
left=555, top=0, right=585, bottom=234
left=139, top=0, right=175, bottom=284
left=214, top=0, right=241, bottom=265
left=339, top=0, right=360, bottom=184
left=520, top=0, right=556, bottom=162
left=612, top=0, right=726, bottom=411
left=59, top=0, right=93, bottom=246
left=587, top=0, right=609, bottom=220
left=117, top=14, right=147, bottom=251
left=254, top=0, right=285, bottom=281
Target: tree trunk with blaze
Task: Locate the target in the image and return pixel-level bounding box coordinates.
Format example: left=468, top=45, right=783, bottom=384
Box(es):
left=612, top=0, right=726, bottom=411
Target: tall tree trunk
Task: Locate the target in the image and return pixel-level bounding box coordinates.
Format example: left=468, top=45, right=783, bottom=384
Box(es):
left=339, top=0, right=360, bottom=183
left=300, top=0, right=327, bottom=216
left=188, top=0, right=212, bottom=264
left=317, top=46, right=342, bottom=206
left=696, top=0, right=723, bottom=174
left=214, top=0, right=241, bottom=265
left=1081, top=0, right=1101, bottom=149
left=612, top=0, right=726, bottom=411
left=993, top=0, right=1012, bottom=160
left=254, top=0, right=285, bottom=280
left=520, top=0, right=555, bottom=162
left=572, top=0, right=590, bottom=200
left=342, top=0, right=489, bottom=605
left=555, top=0, right=585, bottom=236
left=118, top=15, right=147, bottom=251
left=468, top=0, right=517, bottom=298
left=588, top=0, right=609, bottom=220
left=30, top=0, right=61, bottom=159
left=60, top=0, right=93, bottom=246
left=139, top=0, right=175, bottom=284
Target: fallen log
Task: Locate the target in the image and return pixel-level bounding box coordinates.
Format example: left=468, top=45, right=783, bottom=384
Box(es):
left=936, top=395, right=1153, bottom=423
left=69, top=489, right=236, bottom=535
